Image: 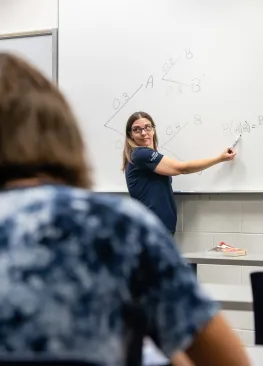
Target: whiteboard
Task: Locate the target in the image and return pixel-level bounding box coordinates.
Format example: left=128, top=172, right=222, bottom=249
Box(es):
left=0, top=30, right=57, bottom=83
left=59, top=0, right=263, bottom=193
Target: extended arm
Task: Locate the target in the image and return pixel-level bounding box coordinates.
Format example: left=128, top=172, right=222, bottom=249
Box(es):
left=154, top=149, right=236, bottom=176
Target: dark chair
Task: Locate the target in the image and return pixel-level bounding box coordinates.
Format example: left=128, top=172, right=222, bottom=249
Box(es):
left=0, top=356, right=100, bottom=365
left=250, top=272, right=263, bottom=345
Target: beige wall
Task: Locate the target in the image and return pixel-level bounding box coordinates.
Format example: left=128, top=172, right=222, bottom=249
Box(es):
left=176, top=193, right=263, bottom=346
left=0, top=0, right=58, bottom=34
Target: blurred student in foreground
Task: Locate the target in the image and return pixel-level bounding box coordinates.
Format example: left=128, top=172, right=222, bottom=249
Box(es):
left=0, top=53, right=250, bottom=366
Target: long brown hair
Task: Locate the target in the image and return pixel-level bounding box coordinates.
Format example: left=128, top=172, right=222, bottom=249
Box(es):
left=0, top=53, right=92, bottom=188
left=122, top=111, right=159, bottom=171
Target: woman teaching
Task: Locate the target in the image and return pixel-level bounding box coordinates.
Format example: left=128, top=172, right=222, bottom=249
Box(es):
left=123, top=111, right=236, bottom=235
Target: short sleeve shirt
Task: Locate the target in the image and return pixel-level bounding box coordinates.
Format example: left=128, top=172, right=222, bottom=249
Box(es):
left=0, top=184, right=219, bottom=366
left=126, top=147, right=177, bottom=232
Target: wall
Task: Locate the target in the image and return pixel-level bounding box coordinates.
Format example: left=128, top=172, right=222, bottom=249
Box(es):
left=176, top=193, right=263, bottom=346
left=0, top=0, right=58, bottom=34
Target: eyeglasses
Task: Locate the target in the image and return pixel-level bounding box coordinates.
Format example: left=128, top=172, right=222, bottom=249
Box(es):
left=131, top=125, right=153, bottom=134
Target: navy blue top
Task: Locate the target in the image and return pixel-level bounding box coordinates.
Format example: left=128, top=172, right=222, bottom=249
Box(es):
left=125, top=147, right=177, bottom=233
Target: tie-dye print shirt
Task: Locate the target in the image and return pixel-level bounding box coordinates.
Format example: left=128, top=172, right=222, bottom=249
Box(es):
left=0, top=185, right=219, bottom=366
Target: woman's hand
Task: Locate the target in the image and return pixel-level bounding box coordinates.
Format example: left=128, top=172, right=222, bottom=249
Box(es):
left=218, top=148, right=236, bottom=162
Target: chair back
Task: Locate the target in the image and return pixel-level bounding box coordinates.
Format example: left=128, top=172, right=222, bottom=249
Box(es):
left=250, top=272, right=263, bottom=345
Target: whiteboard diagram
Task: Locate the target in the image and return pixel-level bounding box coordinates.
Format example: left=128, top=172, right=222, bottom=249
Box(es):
left=59, top=0, right=263, bottom=192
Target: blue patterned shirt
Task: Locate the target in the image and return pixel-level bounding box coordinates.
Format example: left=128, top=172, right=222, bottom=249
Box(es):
left=0, top=185, right=219, bottom=365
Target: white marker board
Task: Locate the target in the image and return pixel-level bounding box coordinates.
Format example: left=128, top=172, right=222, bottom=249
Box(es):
left=0, top=30, right=57, bottom=83
left=59, top=0, right=263, bottom=192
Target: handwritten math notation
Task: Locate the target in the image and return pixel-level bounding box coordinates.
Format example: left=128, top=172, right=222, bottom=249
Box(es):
left=104, top=46, right=263, bottom=179
left=222, top=116, right=263, bottom=135
left=106, top=46, right=201, bottom=143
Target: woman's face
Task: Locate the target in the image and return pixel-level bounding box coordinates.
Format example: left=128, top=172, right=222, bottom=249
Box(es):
left=130, top=118, right=154, bottom=148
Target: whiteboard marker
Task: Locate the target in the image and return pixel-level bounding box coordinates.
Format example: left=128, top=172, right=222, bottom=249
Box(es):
left=228, top=133, right=242, bottom=153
